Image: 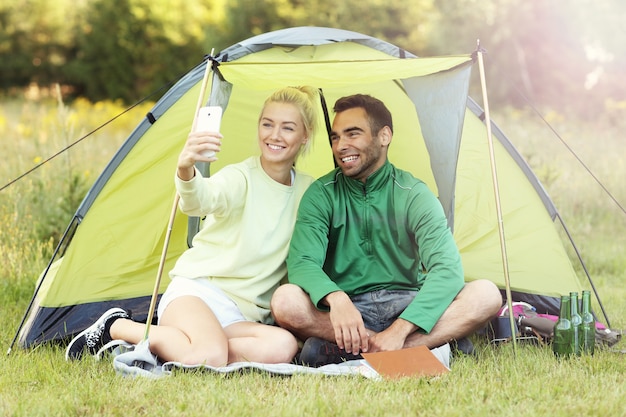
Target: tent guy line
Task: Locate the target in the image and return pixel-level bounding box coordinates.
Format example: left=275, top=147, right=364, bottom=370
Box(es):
left=0, top=70, right=189, bottom=194
left=513, top=85, right=626, bottom=217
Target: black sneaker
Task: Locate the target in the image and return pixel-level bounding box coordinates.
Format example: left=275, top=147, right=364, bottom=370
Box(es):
left=298, top=337, right=363, bottom=367
left=65, top=308, right=130, bottom=361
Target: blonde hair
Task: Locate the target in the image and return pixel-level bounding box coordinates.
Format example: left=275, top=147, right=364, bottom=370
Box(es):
left=260, top=86, right=319, bottom=157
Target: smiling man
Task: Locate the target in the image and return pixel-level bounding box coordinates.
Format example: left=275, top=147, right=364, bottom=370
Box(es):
left=271, top=94, right=502, bottom=367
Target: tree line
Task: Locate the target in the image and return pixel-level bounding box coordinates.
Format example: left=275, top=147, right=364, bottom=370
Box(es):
left=1, top=0, right=624, bottom=117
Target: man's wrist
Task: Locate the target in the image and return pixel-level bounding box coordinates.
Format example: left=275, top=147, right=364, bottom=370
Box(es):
left=388, top=318, right=418, bottom=339
left=322, top=290, right=349, bottom=308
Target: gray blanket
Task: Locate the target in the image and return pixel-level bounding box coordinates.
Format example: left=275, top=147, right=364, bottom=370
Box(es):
left=111, top=342, right=450, bottom=379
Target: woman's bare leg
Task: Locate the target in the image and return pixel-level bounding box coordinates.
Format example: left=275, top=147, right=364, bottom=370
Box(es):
left=224, top=321, right=298, bottom=363
left=110, top=295, right=229, bottom=366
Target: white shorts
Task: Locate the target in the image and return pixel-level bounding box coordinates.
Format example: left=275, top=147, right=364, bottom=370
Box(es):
left=157, top=276, right=247, bottom=328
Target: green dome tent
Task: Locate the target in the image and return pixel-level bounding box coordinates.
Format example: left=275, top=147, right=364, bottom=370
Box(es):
left=14, top=26, right=603, bottom=349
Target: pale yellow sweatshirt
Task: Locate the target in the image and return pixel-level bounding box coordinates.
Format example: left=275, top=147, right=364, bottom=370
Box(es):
left=169, top=156, right=314, bottom=324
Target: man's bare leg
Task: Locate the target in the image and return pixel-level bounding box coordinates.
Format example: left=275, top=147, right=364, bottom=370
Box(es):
left=271, top=283, right=336, bottom=342
left=272, top=284, right=370, bottom=366
left=272, top=280, right=502, bottom=351
left=403, top=279, right=502, bottom=349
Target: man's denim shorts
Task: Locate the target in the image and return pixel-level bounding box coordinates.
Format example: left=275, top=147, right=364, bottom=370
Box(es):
left=350, top=289, right=417, bottom=332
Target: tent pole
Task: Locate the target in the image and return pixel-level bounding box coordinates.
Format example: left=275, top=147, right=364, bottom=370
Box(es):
left=142, top=192, right=180, bottom=341
left=109, top=53, right=215, bottom=372
left=476, top=41, right=518, bottom=353
left=142, top=53, right=214, bottom=342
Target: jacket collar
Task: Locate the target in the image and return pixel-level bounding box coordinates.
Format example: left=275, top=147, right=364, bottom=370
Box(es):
left=340, top=160, right=392, bottom=194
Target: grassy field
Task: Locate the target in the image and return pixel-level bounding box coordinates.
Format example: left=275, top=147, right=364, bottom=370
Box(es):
left=0, top=93, right=624, bottom=416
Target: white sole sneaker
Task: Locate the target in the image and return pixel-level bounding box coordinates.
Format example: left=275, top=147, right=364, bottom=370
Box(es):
left=64, top=307, right=129, bottom=361
left=95, top=339, right=134, bottom=361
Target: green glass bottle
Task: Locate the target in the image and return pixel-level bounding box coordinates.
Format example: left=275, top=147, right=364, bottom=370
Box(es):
left=569, top=292, right=582, bottom=355
left=580, top=290, right=595, bottom=355
left=553, top=295, right=573, bottom=358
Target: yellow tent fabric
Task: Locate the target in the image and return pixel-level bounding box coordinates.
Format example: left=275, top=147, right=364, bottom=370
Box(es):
left=455, top=111, right=580, bottom=295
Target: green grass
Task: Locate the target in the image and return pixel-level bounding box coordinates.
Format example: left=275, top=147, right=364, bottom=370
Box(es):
left=1, top=341, right=625, bottom=416
left=1, top=95, right=625, bottom=416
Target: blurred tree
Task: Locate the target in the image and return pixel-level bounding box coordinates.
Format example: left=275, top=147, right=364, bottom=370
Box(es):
left=1, top=0, right=624, bottom=114
left=429, top=0, right=626, bottom=117
left=569, top=0, right=626, bottom=119
left=214, top=0, right=436, bottom=55
left=0, top=0, right=78, bottom=89
left=66, top=0, right=136, bottom=101
left=67, top=0, right=218, bottom=102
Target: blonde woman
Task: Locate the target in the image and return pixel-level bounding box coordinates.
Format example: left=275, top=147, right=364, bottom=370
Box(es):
left=66, top=86, right=318, bottom=366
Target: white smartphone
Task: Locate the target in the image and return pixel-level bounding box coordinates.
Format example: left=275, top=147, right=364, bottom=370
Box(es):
left=195, top=105, right=223, bottom=158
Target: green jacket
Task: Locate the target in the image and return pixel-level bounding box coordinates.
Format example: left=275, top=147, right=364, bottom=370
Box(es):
left=287, top=160, right=464, bottom=333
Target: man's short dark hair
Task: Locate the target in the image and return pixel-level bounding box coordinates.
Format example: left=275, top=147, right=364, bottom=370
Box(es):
left=333, top=94, right=393, bottom=135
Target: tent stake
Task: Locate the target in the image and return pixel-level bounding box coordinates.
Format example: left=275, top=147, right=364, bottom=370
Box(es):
left=476, top=41, right=518, bottom=353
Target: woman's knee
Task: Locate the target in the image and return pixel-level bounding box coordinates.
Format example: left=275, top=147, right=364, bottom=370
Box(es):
left=266, top=329, right=299, bottom=363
